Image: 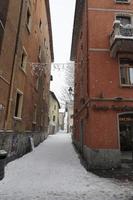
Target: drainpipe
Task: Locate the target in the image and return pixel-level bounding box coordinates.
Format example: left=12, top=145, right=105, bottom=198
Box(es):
left=86, top=0, right=89, bottom=99
left=4, top=0, right=24, bottom=130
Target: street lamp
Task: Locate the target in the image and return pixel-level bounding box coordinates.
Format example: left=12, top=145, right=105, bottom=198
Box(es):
left=68, top=87, right=74, bottom=98
left=68, top=87, right=72, bottom=94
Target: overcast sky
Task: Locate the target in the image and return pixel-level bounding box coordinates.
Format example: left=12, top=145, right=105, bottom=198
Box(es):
left=49, top=0, right=76, bottom=105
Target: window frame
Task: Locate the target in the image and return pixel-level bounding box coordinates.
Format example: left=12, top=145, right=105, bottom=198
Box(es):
left=115, top=0, right=131, bottom=4
left=32, top=104, right=37, bottom=124
left=53, top=115, right=56, bottom=122
left=20, top=47, right=28, bottom=72
left=119, top=57, right=133, bottom=87
left=39, top=19, right=42, bottom=32
left=35, top=76, right=39, bottom=91
left=14, top=90, right=23, bottom=120
left=38, top=45, right=42, bottom=61
left=26, top=7, right=32, bottom=33
left=115, top=13, right=133, bottom=25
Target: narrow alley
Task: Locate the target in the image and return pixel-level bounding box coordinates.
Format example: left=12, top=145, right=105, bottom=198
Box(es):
left=0, top=132, right=133, bottom=200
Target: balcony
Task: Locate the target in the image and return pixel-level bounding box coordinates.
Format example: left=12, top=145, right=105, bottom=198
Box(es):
left=110, top=20, right=133, bottom=57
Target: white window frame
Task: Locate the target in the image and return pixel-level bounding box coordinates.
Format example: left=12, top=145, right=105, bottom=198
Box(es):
left=119, top=57, right=133, bottom=87
left=14, top=89, right=23, bottom=120
left=26, top=7, right=32, bottom=33
left=38, top=45, right=42, bottom=61
left=20, top=47, right=28, bottom=71
left=115, top=0, right=131, bottom=4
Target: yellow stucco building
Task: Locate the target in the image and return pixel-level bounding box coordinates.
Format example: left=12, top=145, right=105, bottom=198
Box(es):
left=49, top=91, right=60, bottom=134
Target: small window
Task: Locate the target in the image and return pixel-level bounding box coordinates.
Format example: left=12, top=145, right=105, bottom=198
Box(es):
left=38, top=46, right=41, bottom=61
left=50, top=75, right=53, bottom=81
left=33, top=104, right=37, bottom=124
left=120, top=58, right=133, bottom=86
left=41, top=110, right=43, bottom=126
left=20, top=48, right=27, bottom=70
left=26, top=8, right=32, bottom=32
left=36, top=76, right=39, bottom=90
left=43, top=87, right=45, bottom=100
left=44, top=38, right=46, bottom=47
left=39, top=19, right=42, bottom=31
left=0, top=20, right=5, bottom=52
left=53, top=115, right=55, bottom=122
left=116, top=15, right=131, bottom=26
left=14, top=90, right=23, bottom=118
left=115, top=0, right=130, bottom=4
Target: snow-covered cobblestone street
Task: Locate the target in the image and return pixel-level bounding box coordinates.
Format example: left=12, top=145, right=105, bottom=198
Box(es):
left=0, top=132, right=133, bottom=200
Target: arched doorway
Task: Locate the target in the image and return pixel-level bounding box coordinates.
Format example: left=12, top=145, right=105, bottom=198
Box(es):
left=119, top=113, right=133, bottom=162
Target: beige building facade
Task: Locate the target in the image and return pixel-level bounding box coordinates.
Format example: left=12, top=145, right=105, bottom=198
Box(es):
left=49, top=91, right=60, bottom=135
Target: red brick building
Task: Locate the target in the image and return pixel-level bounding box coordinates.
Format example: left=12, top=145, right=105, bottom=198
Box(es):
left=71, top=0, right=133, bottom=169
left=0, top=0, right=53, bottom=159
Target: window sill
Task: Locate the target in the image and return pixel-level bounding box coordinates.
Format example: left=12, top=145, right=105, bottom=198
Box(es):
left=120, top=84, right=133, bottom=88
left=19, top=67, right=27, bottom=75
left=26, top=24, right=31, bottom=34
left=14, top=117, right=22, bottom=121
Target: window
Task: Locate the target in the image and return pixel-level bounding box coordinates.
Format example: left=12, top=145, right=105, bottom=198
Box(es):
left=36, top=76, right=39, bottom=90
left=44, top=38, right=46, bottom=47
left=20, top=47, right=27, bottom=71
left=120, top=58, right=133, bottom=85
left=41, top=110, right=43, bottom=126
left=38, top=46, right=41, bottom=61
left=0, top=20, right=4, bottom=52
left=14, top=90, right=23, bottom=118
left=116, top=15, right=131, bottom=26
left=43, top=87, right=45, bottom=100
left=26, top=8, right=32, bottom=32
left=39, top=19, right=42, bottom=31
left=0, top=0, right=9, bottom=52
left=33, top=104, right=37, bottom=124
left=53, top=115, right=55, bottom=122
left=115, top=0, right=130, bottom=3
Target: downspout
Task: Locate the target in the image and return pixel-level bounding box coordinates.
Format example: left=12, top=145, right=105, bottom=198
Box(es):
left=4, top=0, right=24, bottom=130
left=86, top=0, right=89, bottom=99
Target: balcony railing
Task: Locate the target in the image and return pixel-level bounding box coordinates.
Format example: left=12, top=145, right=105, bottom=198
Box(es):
left=110, top=20, right=133, bottom=57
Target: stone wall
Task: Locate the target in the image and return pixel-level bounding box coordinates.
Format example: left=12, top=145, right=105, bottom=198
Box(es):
left=72, top=137, right=121, bottom=169
left=0, top=131, right=47, bottom=163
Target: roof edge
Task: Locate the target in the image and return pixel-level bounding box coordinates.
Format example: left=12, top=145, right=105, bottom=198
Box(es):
left=45, top=0, right=54, bottom=62
left=50, top=91, right=61, bottom=109
left=70, top=0, right=85, bottom=61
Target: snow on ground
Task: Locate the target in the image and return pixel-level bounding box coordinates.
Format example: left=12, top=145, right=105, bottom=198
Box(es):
left=0, top=131, right=133, bottom=200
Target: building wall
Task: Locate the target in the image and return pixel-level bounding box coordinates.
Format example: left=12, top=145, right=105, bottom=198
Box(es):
left=7, top=0, right=52, bottom=133
left=71, top=0, right=133, bottom=169
left=0, top=0, right=22, bottom=130
left=67, top=101, right=74, bottom=133
left=59, top=112, right=65, bottom=130
left=0, top=0, right=53, bottom=160
left=49, top=93, right=60, bottom=134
